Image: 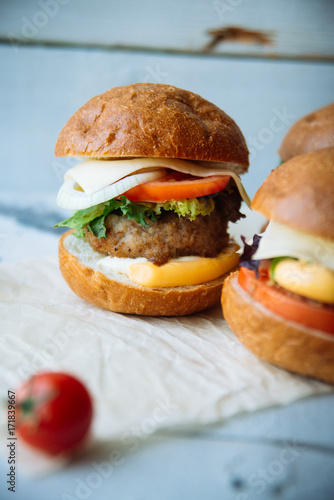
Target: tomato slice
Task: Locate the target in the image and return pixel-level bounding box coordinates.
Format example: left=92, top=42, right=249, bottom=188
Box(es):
left=123, top=171, right=231, bottom=202
left=238, top=267, right=334, bottom=335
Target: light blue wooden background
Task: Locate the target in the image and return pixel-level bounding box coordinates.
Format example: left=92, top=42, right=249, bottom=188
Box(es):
left=1, top=0, right=334, bottom=201
left=0, top=1, right=334, bottom=499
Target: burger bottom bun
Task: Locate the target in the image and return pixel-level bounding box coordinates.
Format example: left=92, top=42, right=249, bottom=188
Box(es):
left=222, top=272, right=334, bottom=384
left=59, top=231, right=236, bottom=316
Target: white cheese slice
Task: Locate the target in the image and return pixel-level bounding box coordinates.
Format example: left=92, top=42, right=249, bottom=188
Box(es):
left=96, top=254, right=201, bottom=277
left=253, top=220, right=334, bottom=271
left=63, top=157, right=250, bottom=206
left=96, top=256, right=149, bottom=276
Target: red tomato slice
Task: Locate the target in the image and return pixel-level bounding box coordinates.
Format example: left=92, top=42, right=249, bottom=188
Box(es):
left=238, top=267, right=334, bottom=335
left=123, top=171, right=231, bottom=202
left=16, top=372, right=93, bottom=456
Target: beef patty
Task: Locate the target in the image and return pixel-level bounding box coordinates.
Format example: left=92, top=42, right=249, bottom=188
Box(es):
left=85, top=181, right=244, bottom=265
left=85, top=207, right=229, bottom=266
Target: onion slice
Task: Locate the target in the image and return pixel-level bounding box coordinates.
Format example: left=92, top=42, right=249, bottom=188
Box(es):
left=56, top=169, right=167, bottom=210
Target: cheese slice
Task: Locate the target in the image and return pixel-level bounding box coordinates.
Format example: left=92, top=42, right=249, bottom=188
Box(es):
left=97, top=256, right=148, bottom=276
left=128, top=242, right=239, bottom=288
left=273, top=258, right=334, bottom=304
left=253, top=220, right=334, bottom=271
left=65, top=233, right=239, bottom=288
left=63, top=157, right=251, bottom=206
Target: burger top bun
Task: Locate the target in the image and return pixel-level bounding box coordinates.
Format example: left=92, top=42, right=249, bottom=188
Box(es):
left=251, top=147, right=334, bottom=241
left=55, top=83, right=249, bottom=172
left=278, top=102, right=334, bottom=161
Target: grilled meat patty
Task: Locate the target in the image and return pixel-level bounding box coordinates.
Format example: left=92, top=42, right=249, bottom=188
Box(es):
left=85, top=182, right=243, bottom=266
left=85, top=208, right=229, bottom=266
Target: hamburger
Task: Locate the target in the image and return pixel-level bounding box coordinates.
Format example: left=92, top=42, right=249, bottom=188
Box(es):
left=260, top=102, right=334, bottom=234
left=278, top=102, right=334, bottom=161
left=222, top=147, right=334, bottom=384
left=54, top=83, right=250, bottom=316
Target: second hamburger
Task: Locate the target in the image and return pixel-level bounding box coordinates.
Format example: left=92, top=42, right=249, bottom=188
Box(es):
left=222, top=147, right=334, bottom=384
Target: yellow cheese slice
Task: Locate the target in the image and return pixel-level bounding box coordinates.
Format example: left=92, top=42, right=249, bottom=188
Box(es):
left=274, top=259, right=334, bottom=304
left=128, top=242, right=239, bottom=288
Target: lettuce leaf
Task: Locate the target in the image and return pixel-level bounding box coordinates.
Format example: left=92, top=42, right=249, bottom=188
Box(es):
left=54, top=196, right=216, bottom=239
left=148, top=197, right=215, bottom=221
left=54, top=197, right=157, bottom=238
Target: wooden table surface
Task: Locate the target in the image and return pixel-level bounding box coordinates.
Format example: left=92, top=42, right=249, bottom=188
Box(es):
left=0, top=1, right=334, bottom=498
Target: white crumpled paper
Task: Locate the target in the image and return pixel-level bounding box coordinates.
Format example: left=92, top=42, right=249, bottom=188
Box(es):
left=1, top=256, right=331, bottom=446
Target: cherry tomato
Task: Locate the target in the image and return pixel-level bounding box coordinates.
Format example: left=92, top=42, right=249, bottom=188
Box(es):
left=123, top=171, right=231, bottom=202
left=238, top=266, right=334, bottom=335
left=16, top=372, right=93, bottom=456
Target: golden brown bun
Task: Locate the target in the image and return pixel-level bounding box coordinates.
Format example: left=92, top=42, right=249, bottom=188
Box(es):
left=55, top=83, right=249, bottom=172
left=59, top=231, right=236, bottom=316
left=251, top=147, right=334, bottom=240
left=279, top=102, right=334, bottom=161
left=222, top=272, right=334, bottom=384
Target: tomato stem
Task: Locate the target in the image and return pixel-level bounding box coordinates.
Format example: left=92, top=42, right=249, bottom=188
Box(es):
left=16, top=397, right=35, bottom=416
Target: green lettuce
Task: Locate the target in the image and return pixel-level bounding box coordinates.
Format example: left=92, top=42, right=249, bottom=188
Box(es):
left=146, top=197, right=215, bottom=221
left=54, top=196, right=215, bottom=239
left=54, top=197, right=157, bottom=238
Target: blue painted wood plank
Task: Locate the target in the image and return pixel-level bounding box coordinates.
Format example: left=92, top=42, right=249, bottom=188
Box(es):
left=1, top=0, right=333, bottom=60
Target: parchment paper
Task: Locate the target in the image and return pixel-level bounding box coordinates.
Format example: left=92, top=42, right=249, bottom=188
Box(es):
left=1, top=256, right=331, bottom=448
